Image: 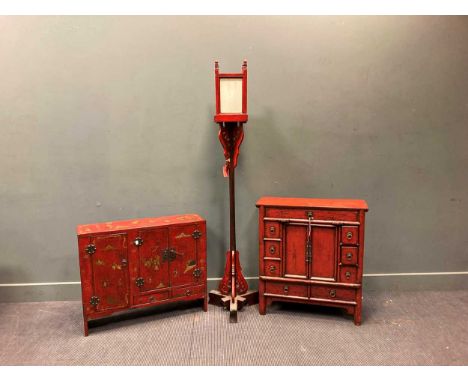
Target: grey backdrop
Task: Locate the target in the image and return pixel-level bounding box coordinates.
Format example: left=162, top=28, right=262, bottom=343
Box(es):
left=1, top=16, right=468, bottom=301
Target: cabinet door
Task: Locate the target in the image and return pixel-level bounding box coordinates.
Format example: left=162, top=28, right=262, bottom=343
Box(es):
left=310, top=226, right=337, bottom=281
left=284, top=224, right=337, bottom=281
left=135, top=228, right=170, bottom=292
left=90, top=234, right=129, bottom=312
left=169, top=224, right=201, bottom=287
left=284, top=224, right=308, bottom=279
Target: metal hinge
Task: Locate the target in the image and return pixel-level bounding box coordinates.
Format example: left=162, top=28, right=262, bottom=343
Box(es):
left=134, top=237, right=143, bottom=247
left=192, top=230, right=202, bottom=239
left=90, top=296, right=100, bottom=306
left=85, top=244, right=96, bottom=255
left=193, top=268, right=202, bottom=278
left=135, top=277, right=145, bottom=287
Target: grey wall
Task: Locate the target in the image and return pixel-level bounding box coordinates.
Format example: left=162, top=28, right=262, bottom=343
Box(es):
left=1, top=16, right=468, bottom=301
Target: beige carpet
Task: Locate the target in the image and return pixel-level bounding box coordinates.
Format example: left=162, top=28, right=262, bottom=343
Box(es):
left=0, top=290, right=467, bottom=365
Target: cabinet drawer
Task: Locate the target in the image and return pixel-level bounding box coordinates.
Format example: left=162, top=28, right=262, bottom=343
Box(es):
left=266, top=208, right=358, bottom=222
left=310, top=286, right=356, bottom=301
left=339, top=266, right=358, bottom=283
left=264, top=260, right=281, bottom=277
left=264, top=222, right=280, bottom=238
left=172, top=284, right=205, bottom=299
left=265, top=282, right=308, bottom=298
left=341, top=246, right=358, bottom=265
left=264, top=241, right=280, bottom=258
left=341, top=226, right=359, bottom=245
left=133, top=290, right=170, bottom=306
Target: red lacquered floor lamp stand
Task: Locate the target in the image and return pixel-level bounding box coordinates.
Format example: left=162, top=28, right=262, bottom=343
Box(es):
left=208, top=60, right=258, bottom=322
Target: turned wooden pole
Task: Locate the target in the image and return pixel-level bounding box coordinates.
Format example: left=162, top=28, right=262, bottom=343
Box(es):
left=228, top=122, right=237, bottom=302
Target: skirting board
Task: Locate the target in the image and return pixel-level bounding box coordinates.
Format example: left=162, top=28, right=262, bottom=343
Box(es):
left=0, top=273, right=468, bottom=302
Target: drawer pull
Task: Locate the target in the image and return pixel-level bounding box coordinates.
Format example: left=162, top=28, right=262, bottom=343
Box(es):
left=345, top=271, right=351, bottom=280
left=121, top=258, right=128, bottom=267
left=283, top=286, right=289, bottom=293
left=149, top=296, right=155, bottom=303
left=269, top=246, right=276, bottom=254
left=186, top=289, right=192, bottom=296
left=329, top=289, right=336, bottom=298
left=269, top=226, right=276, bottom=234
left=346, top=253, right=353, bottom=260
left=269, top=265, right=277, bottom=273
left=346, top=231, right=353, bottom=240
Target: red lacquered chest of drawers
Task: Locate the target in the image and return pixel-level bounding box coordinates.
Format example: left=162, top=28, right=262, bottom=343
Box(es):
left=77, top=214, right=207, bottom=336
left=256, top=197, right=368, bottom=325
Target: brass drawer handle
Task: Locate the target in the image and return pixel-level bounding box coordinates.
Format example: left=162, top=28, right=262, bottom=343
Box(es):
left=121, top=258, right=128, bottom=267
left=283, top=286, right=289, bottom=293
left=186, top=289, right=192, bottom=296
left=346, top=231, right=353, bottom=240
left=346, top=253, right=353, bottom=261
left=345, top=271, right=351, bottom=280
left=269, top=246, right=276, bottom=254
left=149, top=296, right=155, bottom=303
left=269, top=226, right=276, bottom=234
left=269, top=265, right=277, bottom=273
left=329, top=289, right=336, bottom=298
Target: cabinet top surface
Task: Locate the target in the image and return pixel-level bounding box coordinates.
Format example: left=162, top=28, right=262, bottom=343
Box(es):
left=256, top=196, right=368, bottom=211
left=77, top=214, right=205, bottom=236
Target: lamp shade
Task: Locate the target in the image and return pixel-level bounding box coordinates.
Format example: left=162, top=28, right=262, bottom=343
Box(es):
left=214, top=60, right=248, bottom=123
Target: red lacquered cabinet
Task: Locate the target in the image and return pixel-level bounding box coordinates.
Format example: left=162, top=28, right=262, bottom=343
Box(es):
left=256, top=197, right=368, bottom=325
left=77, top=214, right=207, bottom=336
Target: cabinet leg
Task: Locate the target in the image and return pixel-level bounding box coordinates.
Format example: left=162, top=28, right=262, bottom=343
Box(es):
left=259, top=296, right=266, bottom=315
left=203, top=296, right=208, bottom=312
left=354, top=307, right=362, bottom=326
left=83, top=318, right=89, bottom=337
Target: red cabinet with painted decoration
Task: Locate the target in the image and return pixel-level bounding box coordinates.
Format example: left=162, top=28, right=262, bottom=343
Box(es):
left=256, top=197, right=368, bottom=325
left=77, top=214, right=207, bottom=336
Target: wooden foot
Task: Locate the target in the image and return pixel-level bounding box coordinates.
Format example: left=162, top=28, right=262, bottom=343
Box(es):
left=203, top=296, right=208, bottom=312
left=209, top=290, right=258, bottom=322
left=354, top=308, right=362, bottom=326
left=209, top=289, right=258, bottom=308
left=229, top=298, right=238, bottom=323
left=83, top=318, right=89, bottom=337
left=259, top=297, right=266, bottom=315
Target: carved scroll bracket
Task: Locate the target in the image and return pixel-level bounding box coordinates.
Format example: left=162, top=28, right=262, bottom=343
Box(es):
left=218, top=122, right=245, bottom=177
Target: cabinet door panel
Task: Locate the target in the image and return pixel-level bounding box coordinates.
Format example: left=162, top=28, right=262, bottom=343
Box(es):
left=137, top=228, right=170, bottom=292
left=91, top=234, right=129, bottom=312
left=284, top=224, right=307, bottom=278
left=169, top=224, right=200, bottom=287
left=310, top=226, right=337, bottom=281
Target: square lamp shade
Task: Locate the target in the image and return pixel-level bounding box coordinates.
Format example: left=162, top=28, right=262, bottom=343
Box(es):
left=214, top=60, right=248, bottom=123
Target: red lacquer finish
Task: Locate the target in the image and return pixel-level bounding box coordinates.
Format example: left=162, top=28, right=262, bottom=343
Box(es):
left=256, top=197, right=368, bottom=325
left=218, top=250, right=249, bottom=295
left=77, top=214, right=207, bottom=336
